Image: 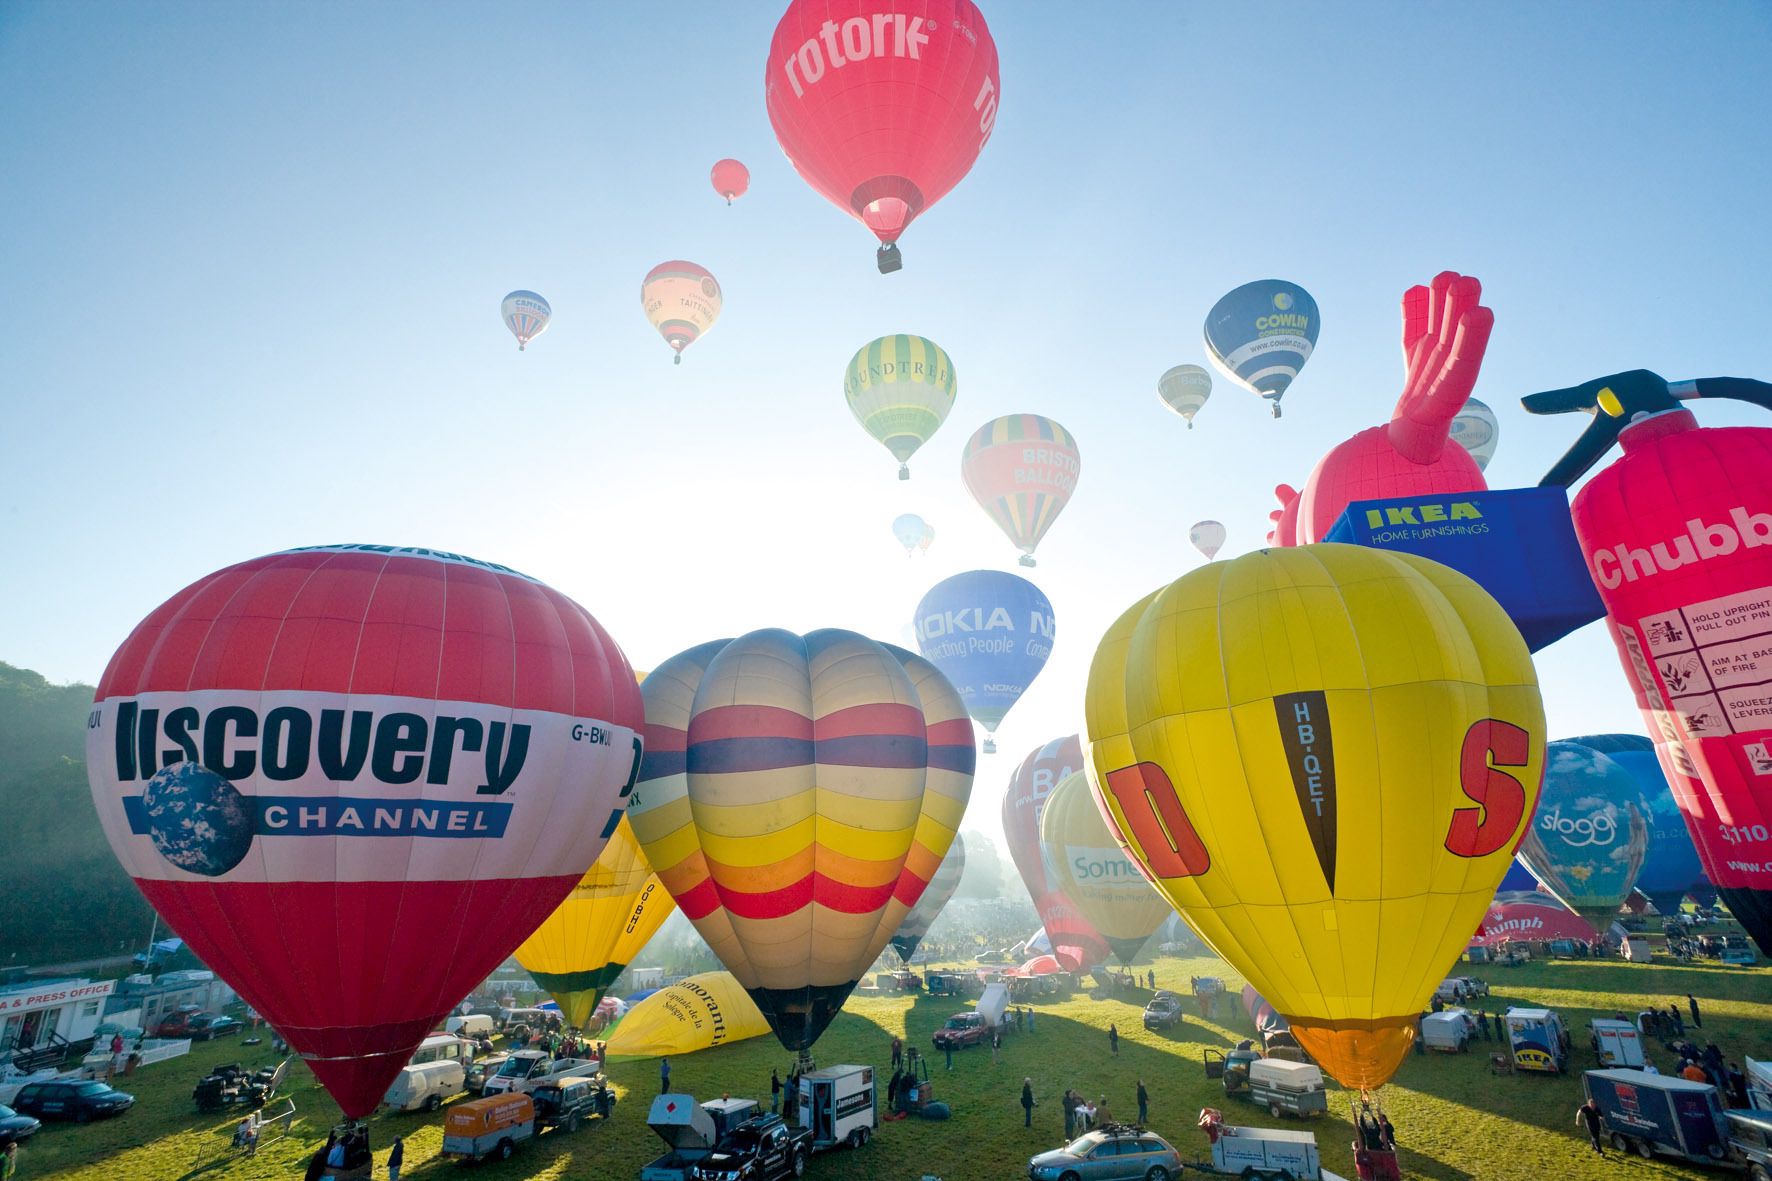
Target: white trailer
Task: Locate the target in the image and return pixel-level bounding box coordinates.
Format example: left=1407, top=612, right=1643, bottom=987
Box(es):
left=1590, top=1019, right=1645, bottom=1068
left=1210, top=1124, right=1322, bottom=1179
left=795, top=1064, right=877, bottom=1151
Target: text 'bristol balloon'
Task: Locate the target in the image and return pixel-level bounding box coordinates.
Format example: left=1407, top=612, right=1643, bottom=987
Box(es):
left=1190, top=520, right=1226, bottom=560
left=765, top=0, right=999, bottom=272
left=711, top=158, right=750, bottom=204
left=961, top=414, right=1080, bottom=567
left=1085, top=544, right=1545, bottom=1091
left=846, top=334, right=957, bottom=480
left=86, top=545, right=644, bottom=1118
left=501, top=290, right=551, bottom=351
left=1203, top=280, right=1320, bottom=417
left=1516, top=739, right=1650, bottom=935
left=1041, top=770, right=1172, bottom=965
left=1157, top=364, right=1212, bottom=428
left=641, top=261, right=722, bottom=364
left=1002, top=736, right=1110, bottom=970
left=891, top=832, right=965, bottom=964
left=914, top=569, right=1054, bottom=753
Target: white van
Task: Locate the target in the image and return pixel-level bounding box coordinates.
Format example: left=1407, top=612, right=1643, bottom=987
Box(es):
left=480, top=1051, right=602, bottom=1097
left=446, top=1014, right=496, bottom=1039
left=385, top=1059, right=466, bottom=1112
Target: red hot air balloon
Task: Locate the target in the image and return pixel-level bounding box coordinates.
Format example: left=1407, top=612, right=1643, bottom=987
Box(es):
left=85, top=545, right=644, bottom=1120
left=765, top=0, right=1000, bottom=273
left=1001, top=736, right=1110, bottom=971
left=711, top=158, right=750, bottom=204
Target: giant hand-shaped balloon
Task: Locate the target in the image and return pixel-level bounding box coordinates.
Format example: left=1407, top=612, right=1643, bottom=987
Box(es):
left=1279, top=273, right=1494, bottom=545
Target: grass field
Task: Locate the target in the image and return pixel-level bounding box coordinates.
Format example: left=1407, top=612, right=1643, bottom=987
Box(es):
left=12, top=952, right=1772, bottom=1181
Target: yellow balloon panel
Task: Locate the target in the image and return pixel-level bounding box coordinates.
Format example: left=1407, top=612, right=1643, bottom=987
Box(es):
left=1041, top=770, right=1173, bottom=963
left=603, top=972, right=771, bottom=1059
left=1085, top=544, right=1544, bottom=1090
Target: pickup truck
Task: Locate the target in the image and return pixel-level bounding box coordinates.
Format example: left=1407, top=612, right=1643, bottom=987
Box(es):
left=480, top=1051, right=602, bottom=1097
left=930, top=1013, right=990, bottom=1051
left=689, top=1113, right=811, bottom=1181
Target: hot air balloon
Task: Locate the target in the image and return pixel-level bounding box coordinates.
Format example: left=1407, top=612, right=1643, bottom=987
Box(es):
left=1085, top=544, right=1545, bottom=1092
left=501, top=290, right=551, bottom=351
left=1203, top=280, right=1320, bottom=417
left=1450, top=397, right=1500, bottom=471
left=85, top=545, right=643, bottom=1120
left=711, top=158, right=750, bottom=204
left=1157, top=364, right=1212, bottom=428
left=892, top=513, right=929, bottom=556
left=1189, top=520, right=1226, bottom=560
left=604, top=972, right=771, bottom=1058
left=917, top=520, right=935, bottom=554
left=1475, top=894, right=1621, bottom=947
left=960, top=414, right=1080, bottom=567
left=1041, top=771, right=1172, bottom=965
left=1001, top=736, right=1110, bottom=971
left=1497, top=857, right=1540, bottom=896
left=845, top=335, right=956, bottom=480
left=890, top=833, right=965, bottom=965
left=627, top=629, right=973, bottom=1058
left=1571, top=734, right=1709, bottom=918
left=641, top=261, right=722, bottom=364
left=765, top=0, right=1000, bottom=273
left=1516, top=740, right=1651, bottom=936
left=914, top=570, right=1055, bottom=753
left=513, top=814, right=677, bottom=1029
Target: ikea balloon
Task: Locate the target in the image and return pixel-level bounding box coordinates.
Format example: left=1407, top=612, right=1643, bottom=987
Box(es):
left=1449, top=397, right=1500, bottom=471
left=890, top=833, right=966, bottom=965
left=765, top=0, right=1000, bottom=273
left=501, top=290, right=551, bottom=351
left=641, top=261, right=722, bottom=364
left=845, top=335, right=957, bottom=480
left=628, top=629, right=972, bottom=1054
left=960, top=415, right=1080, bottom=567
left=914, top=570, right=1055, bottom=753
left=711, top=158, right=750, bottom=204
left=1190, top=520, right=1226, bottom=560
left=1516, top=740, right=1651, bottom=935
left=892, top=513, right=929, bottom=556
left=1157, top=364, right=1212, bottom=428
left=1041, top=770, right=1172, bottom=965
left=1085, top=544, right=1545, bottom=1091
left=1203, top=280, right=1320, bottom=417
left=1001, top=736, right=1110, bottom=971
left=514, top=814, right=677, bottom=1029
left=603, top=972, right=771, bottom=1058
left=86, top=545, right=644, bottom=1119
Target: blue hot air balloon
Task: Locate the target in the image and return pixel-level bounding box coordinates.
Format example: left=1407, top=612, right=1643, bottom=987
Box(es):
left=1517, top=740, right=1652, bottom=935
left=913, top=570, right=1054, bottom=755
left=1497, top=858, right=1540, bottom=897
left=1567, top=733, right=1709, bottom=919
left=1203, top=279, right=1320, bottom=417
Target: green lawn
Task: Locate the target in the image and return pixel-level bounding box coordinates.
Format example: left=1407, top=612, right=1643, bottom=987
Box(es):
left=14, top=952, right=1772, bottom=1180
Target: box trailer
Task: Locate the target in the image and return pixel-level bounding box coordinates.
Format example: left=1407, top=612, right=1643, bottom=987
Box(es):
left=795, top=1064, right=877, bottom=1151
left=1245, top=1059, right=1328, bottom=1118
left=1583, top=1068, right=1729, bottom=1164
left=1504, top=1007, right=1569, bottom=1074
left=1589, top=1019, right=1645, bottom=1069
left=1621, top=936, right=1653, bottom=962
left=1421, top=1010, right=1474, bottom=1053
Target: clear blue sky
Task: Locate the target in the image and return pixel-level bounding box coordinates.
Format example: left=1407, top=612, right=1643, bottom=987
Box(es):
left=4, top=2, right=1769, bottom=843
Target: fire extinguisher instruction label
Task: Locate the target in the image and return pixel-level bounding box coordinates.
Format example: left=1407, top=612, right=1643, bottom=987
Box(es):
left=1634, top=584, right=1772, bottom=752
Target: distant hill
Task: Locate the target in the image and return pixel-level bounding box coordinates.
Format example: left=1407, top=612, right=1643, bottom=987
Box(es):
left=0, top=662, right=153, bottom=964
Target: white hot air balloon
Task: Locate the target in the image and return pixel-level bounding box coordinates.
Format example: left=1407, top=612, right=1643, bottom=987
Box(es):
left=892, top=513, right=929, bottom=556
left=1189, top=519, right=1226, bottom=559
left=1449, top=397, right=1500, bottom=471
left=1157, top=364, right=1213, bottom=428
left=502, top=290, right=552, bottom=351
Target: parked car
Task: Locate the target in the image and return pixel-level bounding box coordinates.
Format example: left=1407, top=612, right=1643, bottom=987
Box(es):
left=12, top=1080, right=135, bottom=1123
left=185, top=1014, right=242, bottom=1041
left=1143, top=994, right=1184, bottom=1031
left=0, top=1104, right=41, bottom=1147
left=1028, top=1125, right=1184, bottom=1181
left=152, top=1009, right=211, bottom=1038
left=466, top=1053, right=511, bottom=1096
left=931, top=1013, right=990, bottom=1050
left=534, top=1076, right=616, bottom=1132
left=689, top=1112, right=811, bottom=1181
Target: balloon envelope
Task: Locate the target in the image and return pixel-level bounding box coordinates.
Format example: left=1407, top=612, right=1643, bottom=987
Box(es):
left=845, top=335, right=957, bottom=480
left=1001, top=736, right=1110, bottom=971
left=1157, top=365, right=1212, bottom=427
left=1041, top=770, right=1172, bottom=965
left=1203, top=280, right=1320, bottom=415
left=501, top=290, right=551, bottom=351
left=603, top=972, right=771, bottom=1058
left=641, top=261, right=722, bottom=362
left=1473, top=894, right=1624, bottom=947
left=892, top=513, right=928, bottom=555
left=1085, top=544, right=1545, bottom=1091
left=1517, top=740, right=1651, bottom=933
left=960, top=414, right=1080, bottom=566
left=1449, top=397, right=1500, bottom=471
left=913, top=570, right=1055, bottom=749
left=711, top=158, right=750, bottom=202
left=86, top=545, right=644, bottom=1118
left=1190, top=520, right=1226, bottom=560
left=891, top=833, right=965, bottom=964
left=1568, top=733, right=1708, bottom=919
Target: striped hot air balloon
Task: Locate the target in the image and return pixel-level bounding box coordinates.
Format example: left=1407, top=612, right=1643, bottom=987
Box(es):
left=960, top=414, right=1081, bottom=567
left=641, top=261, right=722, bottom=364
left=501, top=290, right=551, bottom=351
left=891, top=833, right=965, bottom=965
left=1204, top=280, right=1320, bottom=417
left=845, top=334, right=957, bottom=480
left=629, top=630, right=974, bottom=1055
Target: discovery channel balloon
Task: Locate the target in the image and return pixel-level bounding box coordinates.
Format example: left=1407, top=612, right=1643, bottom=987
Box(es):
left=628, top=629, right=972, bottom=1054
left=1085, top=544, right=1545, bottom=1091
left=1041, top=770, right=1172, bottom=965
left=1516, top=740, right=1651, bottom=934
left=1571, top=733, right=1709, bottom=918
left=711, top=158, right=750, bottom=204
left=514, top=814, right=676, bottom=1029
left=1157, top=365, right=1212, bottom=428
left=641, top=261, right=722, bottom=364
left=603, top=972, right=771, bottom=1058
left=501, top=290, right=551, bottom=351
left=86, top=545, right=644, bottom=1119
left=845, top=335, right=957, bottom=480
left=890, top=833, right=965, bottom=964
left=892, top=513, right=929, bottom=556
left=960, top=414, right=1080, bottom=567
left=1190, top=521, right=1226, bottom=560
left=1203, top=280, right=1319, bottom=417
left=914, top=570, right=1055, bottom=753
left=765, top=0, right=1000, bottom=272
left=1450, top=397, right=1501, bottom=471
left=1002, top=737, right=1110, bottom=970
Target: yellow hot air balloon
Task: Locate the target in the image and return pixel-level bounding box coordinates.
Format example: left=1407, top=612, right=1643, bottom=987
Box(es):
left=641, top=260, right=722, bottom=364
left=513, top=815, right=677, bottom=1029
left=1041, top=770, right=1174, bottom=966
left=1084, top=544, right=1544, bottom=1092
left=844, top=335, right=957, bottom=480
left=603, top=971, right=772, bottom=1059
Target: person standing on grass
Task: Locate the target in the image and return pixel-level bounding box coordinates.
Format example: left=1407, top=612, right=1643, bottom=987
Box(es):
left=944, top=1042, right=953, bottom=1071
left=660, top=1056, right=671, bottom=1094
left=1136, top=1079, right=1149, bottom=1125
left=386, top=1136, right=403, bottom=1181
left=1108, top=1024, right=1119, bottom=1056
left=891, top=1036, right=903, bottom=1069
left=1026, top=1007, right=1035, bottom=1033
left=771, top=1069, right=782, bottom=1113
left=1063, top=1089, right=1077, bottom=1139
left=1577, top=1098, right=1605, bottom=1154
left=1688, top=994, right=1702, bottom=1028
left=1021, top=1078, right=1035, bottom=1127
left=992, top=1028, right=1002, bottom=1065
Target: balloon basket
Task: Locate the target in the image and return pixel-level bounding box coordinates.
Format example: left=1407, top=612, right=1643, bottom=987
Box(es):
left=1018, top=555, right=1036, bottom=568
left=982, top=738, right=996, bottom=754
left=877, top=243, right=903, bottom=274
left=898, top=464, right=910, bottom=481
left=673, top=354, right=682, bottom=366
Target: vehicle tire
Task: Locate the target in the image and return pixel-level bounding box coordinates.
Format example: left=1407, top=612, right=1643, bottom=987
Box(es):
left=425, top=1094, right=441, bottom=1113
left=1059, top=1173, right=1082, bottom=1181
left=497, top=1138, right=515, bottom=1161
left=1747, top=1164, right=1770, bottom=1181
left=1635, top=1138, right=1653, bottom=1159
left=76, top=1109, right=91, bottom=1124
left=1609, top=1132, right=1628, bottom=1152
left=791, top=1149, right=807, bottom=1177
left=566, top=1113, right=580, bottom=1133
left=1269, top=1101, right=1282, bottom=1118
left=1146, top=1168, right=1170, bottom=1181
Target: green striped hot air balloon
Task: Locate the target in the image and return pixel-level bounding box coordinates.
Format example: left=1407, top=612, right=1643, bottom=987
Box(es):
left=844, top=334, right=957, bottom=480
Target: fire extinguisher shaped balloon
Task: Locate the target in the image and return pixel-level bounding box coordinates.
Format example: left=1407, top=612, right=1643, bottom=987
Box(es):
left=1528, top=369, right=1772, bottom=955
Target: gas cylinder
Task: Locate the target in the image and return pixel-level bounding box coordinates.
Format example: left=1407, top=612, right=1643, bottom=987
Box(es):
left=1528, top=370, right=1772, bottom=954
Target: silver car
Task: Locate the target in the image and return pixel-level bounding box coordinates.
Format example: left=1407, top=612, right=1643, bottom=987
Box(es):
left=1029, top=1127, right=1182, bottom=1181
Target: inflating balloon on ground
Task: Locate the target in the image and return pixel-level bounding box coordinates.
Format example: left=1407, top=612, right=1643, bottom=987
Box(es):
left=1001, top=736, right=1109, bottom=971
left=604, top=972, right=770, bottom=1058
left=1515, top=740, right=1650, bottom=935
left=1040, top=770, right=1171, bottom=965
